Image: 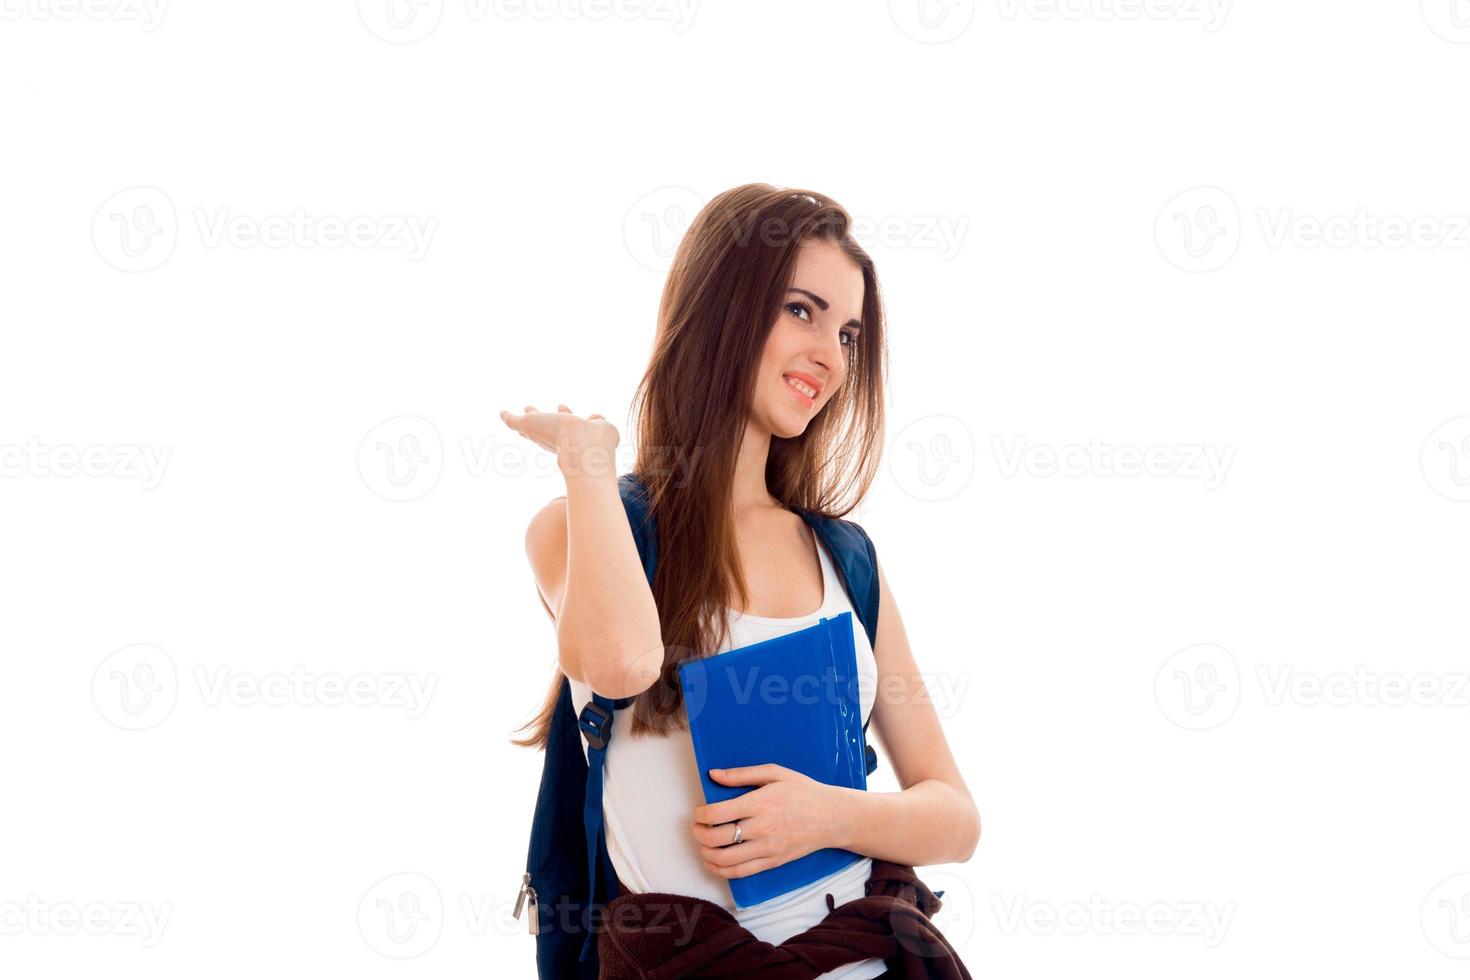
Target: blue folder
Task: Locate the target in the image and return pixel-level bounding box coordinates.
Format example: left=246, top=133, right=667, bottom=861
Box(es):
left=676, top=610, right=869, bottom=909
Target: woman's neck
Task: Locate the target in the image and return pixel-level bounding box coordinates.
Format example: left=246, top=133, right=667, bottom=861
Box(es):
left=731, top=419, right=780, bottom=514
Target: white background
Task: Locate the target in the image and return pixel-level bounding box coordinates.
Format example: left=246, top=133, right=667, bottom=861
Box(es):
left=3, top=1, right=1469, bottom=976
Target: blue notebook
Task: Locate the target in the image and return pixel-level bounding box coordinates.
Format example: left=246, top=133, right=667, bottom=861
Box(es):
left=676, top=610, right=869, bottom=909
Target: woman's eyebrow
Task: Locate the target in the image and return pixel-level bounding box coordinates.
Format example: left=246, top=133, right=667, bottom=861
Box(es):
left=788, top=287, right=863, bottom=330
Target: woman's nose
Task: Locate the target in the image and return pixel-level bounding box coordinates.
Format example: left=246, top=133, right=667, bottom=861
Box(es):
left=812, top=327, right=843, bottom=373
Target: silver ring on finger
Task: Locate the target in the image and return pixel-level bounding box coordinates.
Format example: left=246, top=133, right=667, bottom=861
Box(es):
left=731, top=821, right=743, bottom=846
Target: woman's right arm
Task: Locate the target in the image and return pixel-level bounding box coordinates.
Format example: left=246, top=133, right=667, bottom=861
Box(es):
left=506, top=404, right=664, bottom=699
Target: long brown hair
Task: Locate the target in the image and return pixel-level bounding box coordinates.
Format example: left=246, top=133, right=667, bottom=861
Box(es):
left=512, top=183, right=888, bottom=748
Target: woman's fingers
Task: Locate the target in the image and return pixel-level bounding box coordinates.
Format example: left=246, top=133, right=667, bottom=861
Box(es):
left=698, top=832, right=777, bottom=871
left=705, top=852, right=779, bottom=879
left=498, top=404, right=609, bottom=454
left=692, top=819, right=761, bottom=849
left=500, top=404, right=596, bottom=420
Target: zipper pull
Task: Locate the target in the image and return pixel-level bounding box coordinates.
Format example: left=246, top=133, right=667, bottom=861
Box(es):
left=513, top=872, right=539, bottom=935
left=513, top=872, right=531, bottom=919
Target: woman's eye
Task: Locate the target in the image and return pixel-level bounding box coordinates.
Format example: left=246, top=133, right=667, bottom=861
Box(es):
left=787, top=300, right=857, bottom=348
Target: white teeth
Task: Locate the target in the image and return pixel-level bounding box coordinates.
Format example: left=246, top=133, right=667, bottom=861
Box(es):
left=785, top=376, right=817, bottom=398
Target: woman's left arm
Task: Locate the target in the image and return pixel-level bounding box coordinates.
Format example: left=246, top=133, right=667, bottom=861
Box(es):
left=829, top=553, right=981, bottom=867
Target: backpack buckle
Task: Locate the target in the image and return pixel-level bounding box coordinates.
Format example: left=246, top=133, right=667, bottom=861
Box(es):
left=578, top=701, right=614, bottom=750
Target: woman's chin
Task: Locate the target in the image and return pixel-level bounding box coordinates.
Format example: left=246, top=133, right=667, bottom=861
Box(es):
left=772, top=414, right=811, bottom=439
left=753, top=401, right=814, bottom=440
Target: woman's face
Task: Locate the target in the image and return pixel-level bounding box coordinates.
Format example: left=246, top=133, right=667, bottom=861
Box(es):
left=750, top=239, right=865, bottom=440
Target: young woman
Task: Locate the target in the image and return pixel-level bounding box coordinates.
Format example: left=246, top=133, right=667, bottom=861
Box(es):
left=503, top=184, right=978, bottom=978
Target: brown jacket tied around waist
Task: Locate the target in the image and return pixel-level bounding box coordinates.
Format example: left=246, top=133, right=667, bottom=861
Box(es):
left=595, top=859, right=973, bottom=979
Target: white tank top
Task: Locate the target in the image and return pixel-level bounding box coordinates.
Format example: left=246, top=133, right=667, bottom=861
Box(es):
left=567, top=522, right=886, bottom=980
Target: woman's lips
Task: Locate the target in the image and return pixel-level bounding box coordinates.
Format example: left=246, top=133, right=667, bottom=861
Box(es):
left=783, top=374, right=817, bottom=408
left=783, top=371, right=823, bottom=397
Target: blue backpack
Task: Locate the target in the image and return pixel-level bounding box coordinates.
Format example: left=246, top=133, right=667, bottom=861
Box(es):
left=514, top=471, right=883, bottom=977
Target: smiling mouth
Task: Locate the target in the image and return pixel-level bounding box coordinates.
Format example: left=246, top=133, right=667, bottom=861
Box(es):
left=783, top=376, right=818, bottom=407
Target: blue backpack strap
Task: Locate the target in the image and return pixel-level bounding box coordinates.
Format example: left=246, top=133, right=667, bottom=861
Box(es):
left=576, top=692, right=628, bottom=962
left=801, top=509, right=882, bottom=778
left=574, top=472, right=657, bottom=963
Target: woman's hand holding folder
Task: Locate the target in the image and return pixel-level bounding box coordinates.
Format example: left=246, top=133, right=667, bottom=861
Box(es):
left=690, top=763, right=847, bottom=880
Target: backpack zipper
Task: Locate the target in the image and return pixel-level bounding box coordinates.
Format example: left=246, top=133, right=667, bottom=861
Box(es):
left=512, top=872, right=539, bottom=935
